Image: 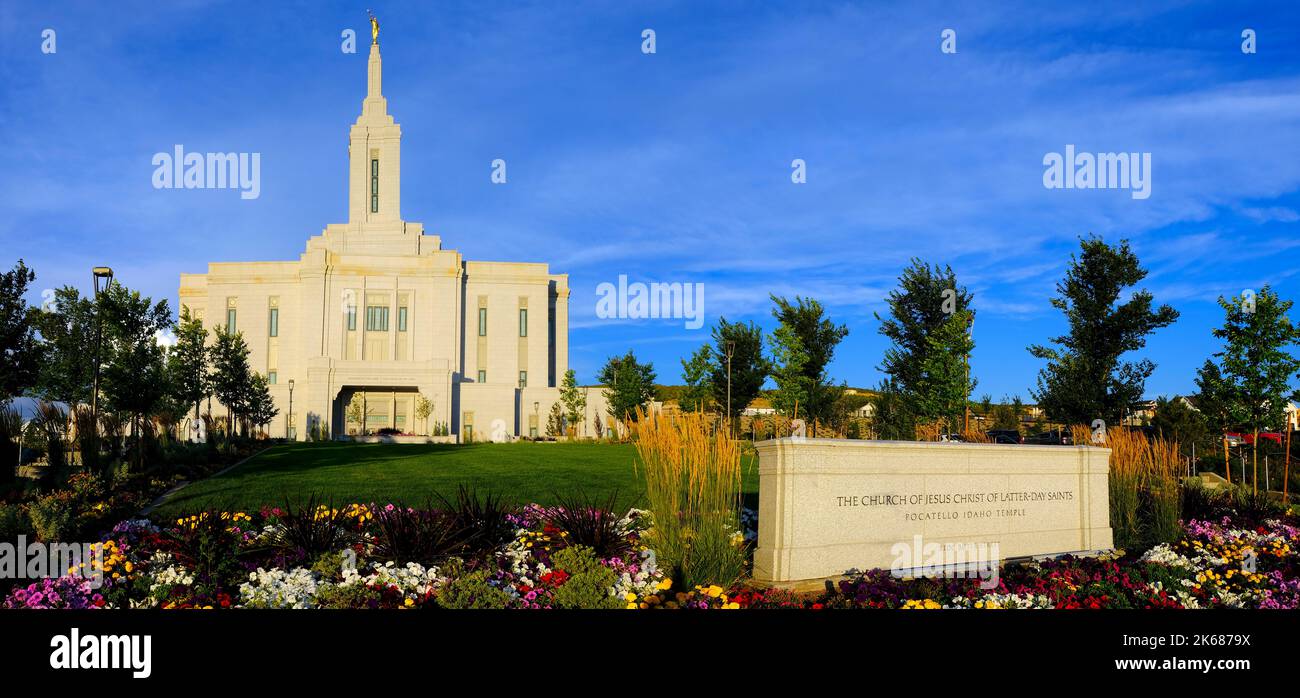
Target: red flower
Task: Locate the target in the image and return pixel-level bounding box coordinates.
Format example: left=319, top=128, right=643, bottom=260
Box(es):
left=540, top=570, right=570, bottom=586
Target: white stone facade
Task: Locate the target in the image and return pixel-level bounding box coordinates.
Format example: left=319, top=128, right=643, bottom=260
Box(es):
left=178, top=40, right=569, bottom=442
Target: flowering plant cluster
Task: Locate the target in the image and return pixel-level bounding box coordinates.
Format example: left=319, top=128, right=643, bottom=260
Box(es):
left=729, top=515, right=1298, bottom=610
left=3, top=576, right=108, bottom=609
left=1138, top=517, right=1300, bottom=609
left=4, top=504, right=1295, bottom=610
left=1, top=501, right=662, bottom=609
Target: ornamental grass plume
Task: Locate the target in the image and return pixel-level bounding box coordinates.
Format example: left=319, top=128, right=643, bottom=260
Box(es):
left=1070, top=424, right=1093, bottom=447
left=914, top=419, right=943, bottom=442
left=1090, top=426, right=1182, bottom=550
left=960, top=426, right=991, bottom=443
left=34, top=401, right=69, bottom=486
left=630, top=408, right=746, bottom=589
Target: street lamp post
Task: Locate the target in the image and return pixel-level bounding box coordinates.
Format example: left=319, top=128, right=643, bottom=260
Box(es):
left=90, top=267, right=114, bottom=469
left=287, top=379, right=295, bottom=441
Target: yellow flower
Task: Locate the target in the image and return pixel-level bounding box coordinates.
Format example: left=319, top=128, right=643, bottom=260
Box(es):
left=656, top=579, right=672, bottom=591
left=624, top=592, right=637, bottom=602
left=704, top=585, right=723, bottom=598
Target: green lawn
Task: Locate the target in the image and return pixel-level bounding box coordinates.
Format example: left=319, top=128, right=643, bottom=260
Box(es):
left=151, top=441, right=760, bottom=519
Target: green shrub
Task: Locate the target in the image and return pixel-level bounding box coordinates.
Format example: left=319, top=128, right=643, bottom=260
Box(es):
left=1181, top=479, right=1286, bottom=524
left=1180, top=478, right=1223, bottom=521
left=67, top=471, right=107, bottom=503
left=435, top=571, right=511, bottom=609
left=1225, top=483, right=1287, bottom=522
left=0, top=502, right=32, bottom=541
left=28, top=492, right=74, bottom=542
left=550, top=545, right=621, bottom=609
left=310, top=550, right=353, bottom=581
left=316, top=582, right=382, bottom=609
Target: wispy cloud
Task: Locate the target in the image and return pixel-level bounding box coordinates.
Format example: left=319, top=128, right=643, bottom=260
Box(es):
left=2, top=1, right=1298, bottom=398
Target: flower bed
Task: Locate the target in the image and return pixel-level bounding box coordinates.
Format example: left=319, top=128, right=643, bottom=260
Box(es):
left=3, top=501, right=1296, bottom=610
left=0, top=439, right=276, bottom=550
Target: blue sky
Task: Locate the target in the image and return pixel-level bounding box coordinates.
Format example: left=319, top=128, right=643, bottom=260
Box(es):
left=2, top=1, right=1299, bottom=400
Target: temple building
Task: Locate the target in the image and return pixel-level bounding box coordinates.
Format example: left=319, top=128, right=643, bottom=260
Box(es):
left=178, top=33, right=570, bottom=442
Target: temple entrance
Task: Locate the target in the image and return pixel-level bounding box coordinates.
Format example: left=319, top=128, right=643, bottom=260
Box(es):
left=335, top=386, right=418, bottom=436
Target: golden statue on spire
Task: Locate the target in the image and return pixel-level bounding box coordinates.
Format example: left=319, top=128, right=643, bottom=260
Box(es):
left=367, top=10, right=379, bottom=45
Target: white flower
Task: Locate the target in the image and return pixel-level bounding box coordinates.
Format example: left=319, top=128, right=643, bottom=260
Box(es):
left=238, top=567, right=320, bottom=609
left=335, top=560, right=444, bottom=604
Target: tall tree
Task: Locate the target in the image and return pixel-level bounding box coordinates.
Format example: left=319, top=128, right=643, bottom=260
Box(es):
left=98, top=283, right=172, bottom=472
left=245, top=372, right=279, bottom=436
left=990, top=396, right=1021, bottom=431
left=33, top=286, right=97, bottom=406
left=678, top=344, right=713, bottom=413
left=768, top=295, right=848, bottom=429
left=1029, top=237, right=1178, bottom=425
left=829, top=391, right=872, bottom=436
left=168, top=306, right=210, bottom=422
left=210, top=325, right=253, bottom=436
left=1200, top=287, right=1300, bottom=489
left=870, top=380, right=915, bottom=440
left=1194, top=360, right=1234, bottom=435
left=598, top=350, right=657, bottom=423
left=545, top=402, right=565, bottom=438
left=0, top=260, right=40, bottom=399
left=915, top=303, right=975, bottom=432
left=558, top=368, right=586, bottom=436
left=877, top=260, right=975, bottom=433
left=708, top=319, right=767, bottom=427
left=1149, top=396, right=1207, bottom=460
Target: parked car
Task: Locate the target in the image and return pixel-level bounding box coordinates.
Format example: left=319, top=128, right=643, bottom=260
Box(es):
left=985, top=429, right=1023, bottom=444
left=1225, top=431, right=1283, bottom=446
left=1024, top=429, right=1073, bottom=445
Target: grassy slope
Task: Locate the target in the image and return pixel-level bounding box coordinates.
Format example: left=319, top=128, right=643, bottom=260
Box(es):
left=152, top=441, right=760, bottom=519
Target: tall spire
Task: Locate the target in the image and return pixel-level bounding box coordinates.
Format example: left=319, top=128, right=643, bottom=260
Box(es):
left=367, top=42, right=382, bottom=99
left=364, top=11, right=383, bottom=105
left=348, top=16, right=400, bottom=226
